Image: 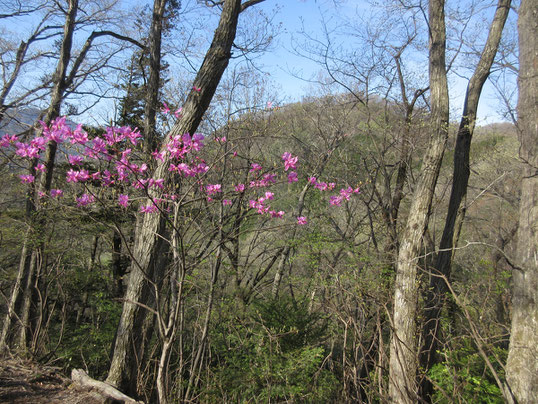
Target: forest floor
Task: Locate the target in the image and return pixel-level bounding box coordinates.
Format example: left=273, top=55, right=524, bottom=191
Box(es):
left=0, top=358, right=106, bottom=403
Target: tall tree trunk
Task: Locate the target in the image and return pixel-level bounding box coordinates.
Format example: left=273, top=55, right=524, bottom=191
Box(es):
left=143, top=0, right=167, bottom=155
left=111, top=229, right=127, bottom=298
left=421, top=0, right=511, bottom=397
left=388, top=0, right=449, bottom=402
left=505, top=0, right=538, bottom=402
left=106, top=0, right=251, bottom=394
left=0, top=0, right=80, bottom=355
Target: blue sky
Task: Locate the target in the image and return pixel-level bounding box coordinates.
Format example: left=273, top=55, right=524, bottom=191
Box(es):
left=242, top=0, right=517, bottom=124
left=0, top=0, right=517, bottom=125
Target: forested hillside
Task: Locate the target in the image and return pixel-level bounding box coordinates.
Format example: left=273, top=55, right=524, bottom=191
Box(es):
left=0, top=0, right=535, bottom=403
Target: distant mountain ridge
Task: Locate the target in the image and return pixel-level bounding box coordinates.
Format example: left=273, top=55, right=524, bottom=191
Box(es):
left=0, top=108, right=77, bottom=137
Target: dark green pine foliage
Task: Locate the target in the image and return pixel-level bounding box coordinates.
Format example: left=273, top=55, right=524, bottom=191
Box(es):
left=115, top=0, right=181, bottom=129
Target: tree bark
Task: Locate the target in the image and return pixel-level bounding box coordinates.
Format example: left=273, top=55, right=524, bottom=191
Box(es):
left=143, top=0, right=167, bottom=155
left=0, top=0, right=80, bottom=355
left=421, top=0, right=511, bottom=397
left=388, top=0, right=449, bottom=402
left=106, top=0, right=257, bottom=394
left=505, top=0, right=538, bottom=402
left=71, top=369, right=144, bottom=404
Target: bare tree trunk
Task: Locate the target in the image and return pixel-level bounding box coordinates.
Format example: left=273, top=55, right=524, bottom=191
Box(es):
left=388, top=0, right=449, bottom=402
left=0, top=230, right=33, bottom=353
left=421, top=0, right=511, bottom=397
left=111, top=229, right=127, bottom=298
left=505, top=0, right=538, bottom=402
left=143, top=0, right=167, bottom=155
left=0, top=0, right=80, bottom=356
left=106, top=0, right=260, bottom=394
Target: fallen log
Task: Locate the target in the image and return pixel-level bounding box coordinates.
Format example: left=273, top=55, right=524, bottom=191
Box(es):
left=71, top=368, right=144, bottom=404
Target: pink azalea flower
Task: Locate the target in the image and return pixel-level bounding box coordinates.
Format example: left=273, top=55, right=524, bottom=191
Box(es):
left=193, top=86, right=201, bottom=92
left=315, top=182, right=328, bottom=191
left=287, top=172, right=298, bottom=183
left=68, top=155, right=83, bottom=165
left=118, top=194, right=129, bottom=208
left=92, top=137, right=107, bottom=154
left=76, top=193, right=95, bottom=207
left=222, top=199, right=232, bottom=206
left=308, top=176, right=317, bottom=184
left=250, top=163, right=262, bottom=172
left=19, top=174, right=35, bottom=184
left=297, top=216, right=307, bottom=225
left=0, top=134, right=17, bottom=148
left=340, top=187, right=353, bottom=201
left=195, top=163, right=208, bottom=174
left=50, top=189, right=63, bottom=198
left=235, top=183, right=245, bottom=192
left=151, top=178, right=165, bottom=189
left=175, top=163, right=193, bottom=176
left=282, top=152, right=298, bottom=171
left=174, top=108, right=182, bottom=118
left=152, top=150, right=166, bottom=162
left=262, top=173, right=276, bottom=185
left=329, top=195, right=343, bottom=206
left=71, top=124, right=89, bottom=144
left=30, top=136, right=47, bottom=150
left=206, top=184, right=222, bottom=195
left=101, top=170, right=114, bottom=187
left=66, top=169, right=78, bottom=183
left=36, top=163, right=46, bottom=172
left=132, top=179, right=148, bottom=189
left=124, top=127, right=141, bottom=145
left=15, top=143, right=40, bottom=159
left=161, top=102, right=170, bottom=114
left=140, top=204, right=158, bottom=213
left=77, top=169, right=90, bottom=182
left=270, top=210, right=285, bottom=218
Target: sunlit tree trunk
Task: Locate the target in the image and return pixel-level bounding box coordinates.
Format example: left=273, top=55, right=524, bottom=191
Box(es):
left=0, top=0, right=80, bottom=355
left=143, top=0, right=167, bottom=155
left=505, top=0, right=538, bottom=402
left=421, top=0, right=511, bottom=398
left=388, top=0, right=449, bottom=402
left=106, top=0, right=266, bottom=395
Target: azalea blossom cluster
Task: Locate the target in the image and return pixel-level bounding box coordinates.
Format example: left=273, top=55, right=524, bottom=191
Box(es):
left=161, top=102, right=182, bottom=119
left=247, top=191, right=285, bottom=219
left=307, top=176, right=361, bottom=206
left=1, top=114, right=362, bottom=226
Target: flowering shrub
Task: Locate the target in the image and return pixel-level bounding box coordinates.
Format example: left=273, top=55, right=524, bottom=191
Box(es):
left=1, top=110, right=362, bottom=226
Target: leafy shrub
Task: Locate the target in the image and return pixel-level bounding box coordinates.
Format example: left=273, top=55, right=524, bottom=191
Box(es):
left=201, top=297, right=338, bottom=402
left=428, top=340, right=506, bottom=403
